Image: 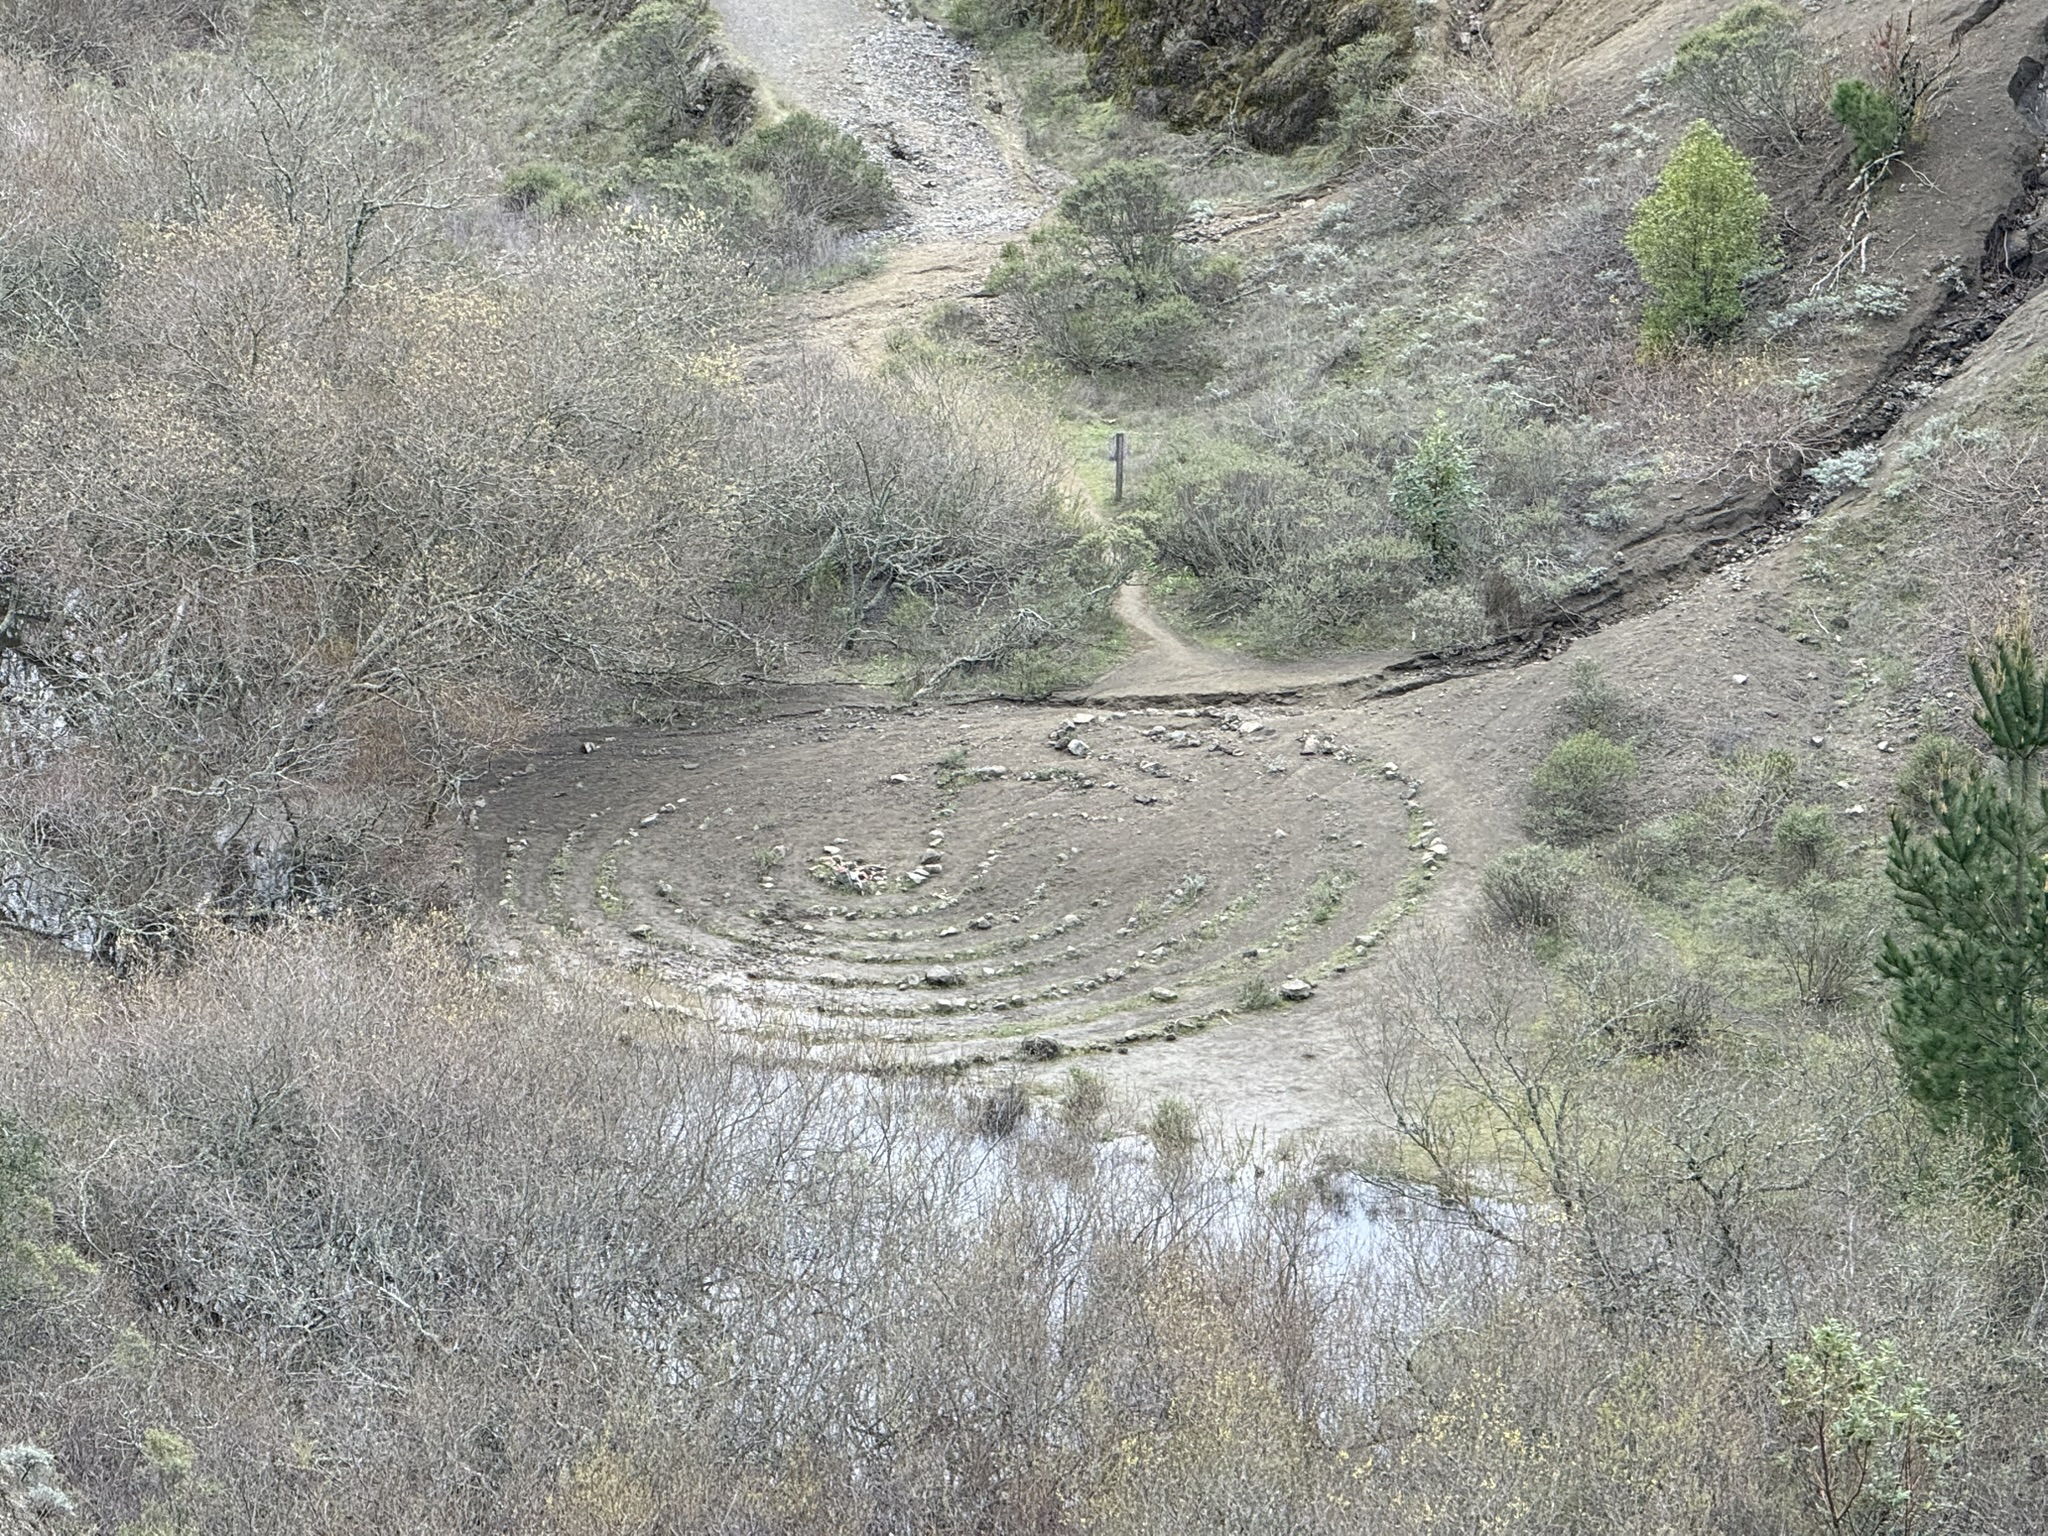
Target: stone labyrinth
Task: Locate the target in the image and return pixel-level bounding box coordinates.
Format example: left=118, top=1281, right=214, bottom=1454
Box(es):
left=474, top=701, right=1435, bottom=1067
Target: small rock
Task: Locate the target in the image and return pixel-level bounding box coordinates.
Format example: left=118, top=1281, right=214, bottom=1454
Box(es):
left=1019, top=1036, right=1064, bottom=1062
left=924, top=968, right=965, bottom=988
left=1877, top=740, right=1893, bottom=752
left=1429, top=840, right=1449, bottom=858
left=628, top=925, right=653, bottom=940
left=920, top=851, right=944, bottom=868
left=1732, top=673, right=1749, bottom=685
left=639, top=813, right=660, bottom=827
left=1067, top=739, right=1090, bottom=759
left=889, top=773, right=910, bottom=783
left=1301, top=735, right=1322, bottom=756
left=1279, top=978, right=1316, bottom=1002
left=1810, top=736, right=1826, bottom=747
left=969, top=915, right=995, bottom=930
left=1845, top=804, right=1867, bottom=816
left=1149, top=986, right=1180, bottom=1003
left=655, top=881, right=675, bottom=898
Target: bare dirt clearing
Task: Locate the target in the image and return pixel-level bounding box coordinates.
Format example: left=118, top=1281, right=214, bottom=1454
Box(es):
left=474, top=697, right=1424, bottom=1132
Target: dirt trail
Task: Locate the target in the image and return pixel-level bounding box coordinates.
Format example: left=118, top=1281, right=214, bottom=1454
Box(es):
left=1085, top=583, right=1402, bottom=704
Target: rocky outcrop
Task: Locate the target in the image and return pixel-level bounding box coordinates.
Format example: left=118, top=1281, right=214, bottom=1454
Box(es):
left=1034, top=0, right=1416, bottom=150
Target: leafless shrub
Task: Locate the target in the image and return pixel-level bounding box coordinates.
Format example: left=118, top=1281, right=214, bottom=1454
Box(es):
left=1495, top=196, right=1642, bottom=414
left=0, top=201, right=753, bottom=941
left=0, top=0, right=244, bottom=77
left=1607, top=352, right=1823, bottom=487
left=718, top=355, right=1107, bottom=673
left=0, top=923, right=1411, bottom=1533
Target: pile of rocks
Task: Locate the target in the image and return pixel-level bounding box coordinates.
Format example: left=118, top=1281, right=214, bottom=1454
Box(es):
left=1049, top=714, right=1095, bottom=759
left=810, top=845, right=888, bottom=894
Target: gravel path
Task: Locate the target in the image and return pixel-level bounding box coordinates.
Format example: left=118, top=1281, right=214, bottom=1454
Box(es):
left=711, top=0, right=1051, bottom=240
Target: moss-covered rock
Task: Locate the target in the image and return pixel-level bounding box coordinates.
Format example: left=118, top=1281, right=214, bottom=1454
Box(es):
left=1034, top=0, right=1416, bottom=151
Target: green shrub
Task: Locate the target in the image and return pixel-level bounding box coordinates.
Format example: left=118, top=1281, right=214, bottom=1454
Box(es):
left=1058, top=1067, right=1108, bottom=1135
left=619, top=142, right=758, bottom=221
left=1327, top=31, right=1410, bottom=158
left=599, top=0, right=757, bottom=153
left=944, top=0, right=1031, bottom=41
left=1526, top=731, right=1638, bottom=845
left=1036, top=0, right=1417, bottom=151
left=735, top=112, right=898, bottom=231
left=1056, top=159, right=1184, bottom=294
left=502, top=162, right=595, bottom=218
left=1668, top=2, right=1825, bottom=151
left=1773, top=803, right=1842, bottom=879
left=1553, top=659, right=1639, bottom=742
left=1609, top=814, right=1711, bottom=897
left=1830, top=77, right=1904, bottom=168
left=1237, top=976, right=1281, bottom=1011
left=1480, top=845, right=1583, bottom=934
left=988, top=159, right=1234, bottom=375
left=1624, top=119, right=1775, bottom=349
left=1405, top=585, right=1486, bottom=651
left=1390, top=418, right=1482, bottom=575
left=0, top=1111, right=47, bottom=1297
left=1144, top=1094, right=1199, bottom=1156
left=1779, top=1322, right=1959, bottom=1534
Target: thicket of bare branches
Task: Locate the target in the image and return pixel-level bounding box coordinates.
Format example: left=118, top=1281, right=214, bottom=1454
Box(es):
left=0, top=38, right=1104, bottom=945
left=0, top=925, right=1403, bottom=1533
left=2, top=913, right=2044, bottom=1532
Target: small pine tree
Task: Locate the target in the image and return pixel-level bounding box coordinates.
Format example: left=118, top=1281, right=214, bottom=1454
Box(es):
left=1390, top=417, right=1481, bottom=574
left=1623, top=119, right=1775, bottom=350
left=1880, top=609, right=2048, bottom=1178
left=1830, top=77, right=1905, bottom=168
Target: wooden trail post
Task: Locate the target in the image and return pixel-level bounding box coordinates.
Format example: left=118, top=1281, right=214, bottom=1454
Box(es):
left=1111, top=430, right=1127, bottom=504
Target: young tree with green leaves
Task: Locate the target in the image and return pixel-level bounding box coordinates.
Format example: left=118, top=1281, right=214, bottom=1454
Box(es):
left=1390, top=417, right=1481, bottom=574
left=1623, top=119, right=1775, bottom=350
left=1880, top=611, right=2048, bottom=1178
left=1779, top=1320, right=1959, bottom=1536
